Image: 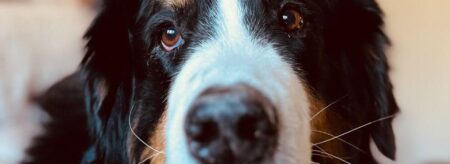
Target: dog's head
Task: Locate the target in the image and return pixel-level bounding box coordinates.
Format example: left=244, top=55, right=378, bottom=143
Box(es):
left=81, top=0, right=398, bottom=163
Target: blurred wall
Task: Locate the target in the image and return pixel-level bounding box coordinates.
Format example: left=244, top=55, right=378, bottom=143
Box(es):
left=0, top=0, right=93, bottom=163
left=375, top=0, right=450, bottom=163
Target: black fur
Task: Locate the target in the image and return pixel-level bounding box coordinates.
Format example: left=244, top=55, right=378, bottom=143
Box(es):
left=26, top=0, right=398, bottom=163
left=24, top=73, right=90, bottom=164
left=304, top=1, right=398, bottom=163
left=79, top=0, right=176, bottom=162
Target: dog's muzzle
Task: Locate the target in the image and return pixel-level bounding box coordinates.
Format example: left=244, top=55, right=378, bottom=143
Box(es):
left=184, top=85, right=278, bottom=164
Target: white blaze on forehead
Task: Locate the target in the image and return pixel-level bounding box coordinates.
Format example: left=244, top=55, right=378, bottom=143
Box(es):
left=218, top=0, right=246, bottom=40
left=165, top=0, right=312, bottom=163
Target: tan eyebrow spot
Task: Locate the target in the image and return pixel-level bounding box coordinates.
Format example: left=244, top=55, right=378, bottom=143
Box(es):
left=164, top=0, right=192, bottom=8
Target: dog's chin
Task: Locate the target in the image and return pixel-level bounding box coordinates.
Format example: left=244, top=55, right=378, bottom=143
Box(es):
left=188, top=158, right=276, bottom=164
left=165, top=150, right=310, bottom=164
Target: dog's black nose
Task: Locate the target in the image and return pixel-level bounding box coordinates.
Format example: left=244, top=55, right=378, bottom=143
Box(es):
left=184, top=85, right=278, bottom=164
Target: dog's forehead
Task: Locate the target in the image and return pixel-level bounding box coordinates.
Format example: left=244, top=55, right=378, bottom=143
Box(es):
left=163, top=0, right=269, bottom=10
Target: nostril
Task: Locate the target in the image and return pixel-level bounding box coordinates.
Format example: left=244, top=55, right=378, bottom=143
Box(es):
left=237, top=115, right=259, bottom=140
left=185, top=85, right=279, bottom=163
left=187, top=120, right=218, bottom=143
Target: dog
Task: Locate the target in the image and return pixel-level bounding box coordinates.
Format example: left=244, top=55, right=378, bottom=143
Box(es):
left=26, top=0, right=399, bottom=163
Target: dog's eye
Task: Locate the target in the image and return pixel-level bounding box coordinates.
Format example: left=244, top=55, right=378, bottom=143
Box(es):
left=161, top=26, right=184, bottom=51
left=279, top=8, right=304, bottom=32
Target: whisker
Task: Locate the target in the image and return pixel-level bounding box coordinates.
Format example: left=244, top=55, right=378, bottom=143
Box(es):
left=312, top=130, right=366, bottom=154
left=312, top=150, right=351, bottom=164
left=275, top=144, right=317, bottom=164
left=313, top=145, right=336, bottom=160
left=313, top=114, right=396, bottom=146
left=310, top=95, right=348, bottom=121
left=138, top=152, right=163, bottom=164
left=312, top=153, right=331, bottom=158
left=129, top=104, right=165, bottom=154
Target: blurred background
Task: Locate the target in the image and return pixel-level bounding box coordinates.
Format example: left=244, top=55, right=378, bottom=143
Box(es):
left=0, top=0, right=449, bottom=163
left=0, top=0, right=94, bottom=163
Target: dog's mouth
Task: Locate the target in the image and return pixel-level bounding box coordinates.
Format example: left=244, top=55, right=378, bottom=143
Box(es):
left=184, top=84, right=278, bottom=164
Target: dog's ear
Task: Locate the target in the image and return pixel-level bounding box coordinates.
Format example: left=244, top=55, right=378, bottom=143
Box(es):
left=80, top=1, right=138, bottom=162
left=81, top=0, right=134, bottom=132
left=81, top=1, right=168, bottom=162
left=322, top=0, right=398, bottom=160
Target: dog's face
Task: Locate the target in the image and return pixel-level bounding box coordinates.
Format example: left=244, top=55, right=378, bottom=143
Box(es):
left=82, top=0, right=398, bottom=163
left=165, top=1, right=313, bottom=163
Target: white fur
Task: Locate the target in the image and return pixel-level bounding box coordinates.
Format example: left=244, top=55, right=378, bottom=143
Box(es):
left=166, top=0, right=311, bottom=163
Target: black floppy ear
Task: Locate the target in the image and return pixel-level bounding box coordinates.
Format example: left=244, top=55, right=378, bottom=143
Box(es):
left=80, top=1, right=137, bottom=162
left=323, top=0, right=399, bottom=160
left=81, top=0, right=134, bottom=134
left=81, top=0, right=168, bottom=163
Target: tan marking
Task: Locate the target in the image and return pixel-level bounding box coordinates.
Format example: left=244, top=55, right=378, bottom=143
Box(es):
left=306, top=87, right=346, bottom=160
left=140, top=111, right=167, bottom=164
left=164, top=0, right=191, bottom=8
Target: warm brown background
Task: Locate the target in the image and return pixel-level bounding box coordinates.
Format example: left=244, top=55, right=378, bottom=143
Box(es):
left=0, top=0, right=449, bottom=163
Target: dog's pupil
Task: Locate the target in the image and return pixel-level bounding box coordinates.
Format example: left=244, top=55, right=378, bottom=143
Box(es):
left=165, top=27, right=178, bottom=40
left=282, top=11, right=295, bottom=27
